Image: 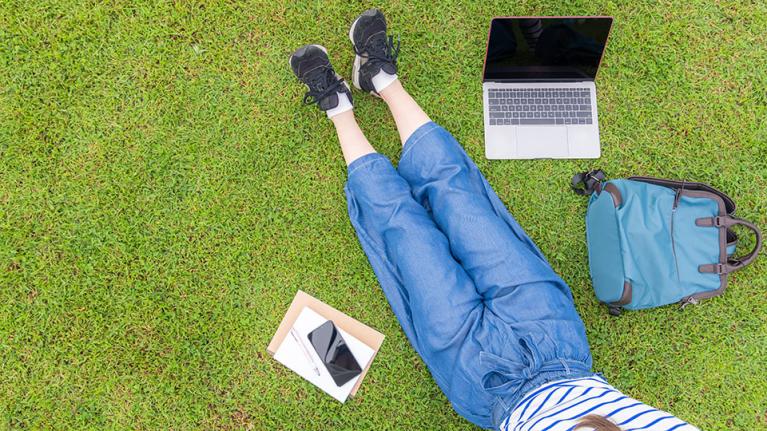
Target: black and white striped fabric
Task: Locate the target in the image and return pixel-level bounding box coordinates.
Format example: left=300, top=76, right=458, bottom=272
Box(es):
left=501, top=376, right=699, bottom=431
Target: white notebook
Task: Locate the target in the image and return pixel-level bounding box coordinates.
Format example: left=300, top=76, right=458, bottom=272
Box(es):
left=273, top=306, right=375, bottom=403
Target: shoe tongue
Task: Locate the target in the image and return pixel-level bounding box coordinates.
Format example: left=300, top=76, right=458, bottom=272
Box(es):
left=306, top=67, right=331, bottom=91
left=364, top=34, right=397, bottom=74
left=366, top=33, right=389, bottom=56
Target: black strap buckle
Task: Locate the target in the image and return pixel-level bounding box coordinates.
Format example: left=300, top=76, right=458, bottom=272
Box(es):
left=571, top=170, right=606, bottom=196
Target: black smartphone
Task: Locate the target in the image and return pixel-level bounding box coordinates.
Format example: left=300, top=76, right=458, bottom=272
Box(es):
left=307, top=320, right=362, bottom=387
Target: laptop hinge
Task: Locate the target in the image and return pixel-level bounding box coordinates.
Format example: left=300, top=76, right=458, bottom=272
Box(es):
left=483, top=78, right=595, bottom=84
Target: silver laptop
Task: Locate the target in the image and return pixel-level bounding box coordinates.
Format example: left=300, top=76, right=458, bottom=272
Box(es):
left=482, top=17, right=613, bottom=159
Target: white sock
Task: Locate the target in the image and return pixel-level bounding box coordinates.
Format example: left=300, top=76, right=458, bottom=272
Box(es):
left=325, top=91, right=353, bottom=119
left=371, top=70, right=398, bottom=93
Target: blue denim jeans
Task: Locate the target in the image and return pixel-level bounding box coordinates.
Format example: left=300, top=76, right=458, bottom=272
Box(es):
left=344, top=122, right=594, bottom=429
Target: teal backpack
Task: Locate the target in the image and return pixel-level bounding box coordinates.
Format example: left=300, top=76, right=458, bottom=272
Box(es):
left=572, top=170, right=762, bottom=315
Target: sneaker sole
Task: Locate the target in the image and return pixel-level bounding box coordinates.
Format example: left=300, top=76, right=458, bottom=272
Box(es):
left=349, top=10, right=381, bottom=97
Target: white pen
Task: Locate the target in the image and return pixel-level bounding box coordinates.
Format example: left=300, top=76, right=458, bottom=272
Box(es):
left=290, top=327, right=321, bottom=376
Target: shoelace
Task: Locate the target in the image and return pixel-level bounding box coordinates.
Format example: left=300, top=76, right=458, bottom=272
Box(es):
left=302, top=66, right=346, bottom=106
left=355, top=33, right=400, bottom=68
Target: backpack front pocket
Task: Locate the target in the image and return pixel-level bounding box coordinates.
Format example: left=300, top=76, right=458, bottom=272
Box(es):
left=586, top=183, right=628, bottom=306
left=616, top=181, right=681, bottom=308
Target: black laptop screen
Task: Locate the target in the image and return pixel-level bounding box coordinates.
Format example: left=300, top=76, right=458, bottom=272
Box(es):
left=483, top=17, right=612, bottom=81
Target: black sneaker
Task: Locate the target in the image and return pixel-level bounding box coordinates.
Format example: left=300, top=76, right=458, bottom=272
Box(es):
left=349, top=8, right=400, bottom=96
left=289, top=44, right=352, bottom=111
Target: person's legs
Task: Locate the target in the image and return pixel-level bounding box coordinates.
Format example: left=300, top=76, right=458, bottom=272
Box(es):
left=352, top=10, right=593, bottom=425
left=290, top=40, right=499, bottom=427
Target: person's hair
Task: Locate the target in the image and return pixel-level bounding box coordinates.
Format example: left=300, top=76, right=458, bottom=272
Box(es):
left=573, top=415, right=622, bottom=431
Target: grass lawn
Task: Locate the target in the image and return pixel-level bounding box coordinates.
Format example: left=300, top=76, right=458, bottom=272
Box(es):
left=2, top=1, right=766, bottom=429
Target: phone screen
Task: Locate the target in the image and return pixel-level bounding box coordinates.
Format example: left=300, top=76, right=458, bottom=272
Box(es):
left=307, top=320, right=362, bottom=387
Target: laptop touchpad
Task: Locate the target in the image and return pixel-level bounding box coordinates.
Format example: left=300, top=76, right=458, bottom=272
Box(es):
left=516, top=127, right=568, bottom=158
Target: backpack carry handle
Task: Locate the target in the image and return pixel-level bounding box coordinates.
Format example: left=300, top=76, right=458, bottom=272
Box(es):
left=696, top=216, right=763, bottom=274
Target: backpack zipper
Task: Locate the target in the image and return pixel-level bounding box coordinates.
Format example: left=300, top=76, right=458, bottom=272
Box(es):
left=670, top=188, right=683, bottom=281
left=629, top=176, right=736, bottom=213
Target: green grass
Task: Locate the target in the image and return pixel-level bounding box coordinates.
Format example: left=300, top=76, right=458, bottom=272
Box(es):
left=1, top=0, right=766, bottom=429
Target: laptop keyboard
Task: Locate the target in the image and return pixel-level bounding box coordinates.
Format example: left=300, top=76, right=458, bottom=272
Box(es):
left=488, top=88, right=592, bottom=126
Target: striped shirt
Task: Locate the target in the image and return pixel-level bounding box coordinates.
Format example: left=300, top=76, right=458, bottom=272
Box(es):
left=501, top=376, right=699, bottom=431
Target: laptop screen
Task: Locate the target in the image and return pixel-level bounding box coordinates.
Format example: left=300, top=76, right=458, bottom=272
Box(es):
left=483, top=17, right=612, bottom=81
